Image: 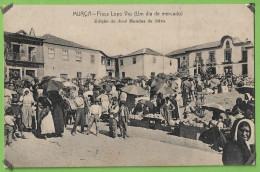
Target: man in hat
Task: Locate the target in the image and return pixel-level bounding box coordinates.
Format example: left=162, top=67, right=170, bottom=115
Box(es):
left=86, top=99, right=102, bottom=136
left=118, top=101, right=130, bottom=139
left=109, top=97, right=119, bottom=138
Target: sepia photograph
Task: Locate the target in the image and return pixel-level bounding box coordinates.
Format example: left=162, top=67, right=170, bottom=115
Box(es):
left=3, top=4, right=255, bottom=167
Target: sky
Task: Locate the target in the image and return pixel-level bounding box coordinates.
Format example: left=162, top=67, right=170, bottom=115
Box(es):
left=4, top=5, right=254, bottom=56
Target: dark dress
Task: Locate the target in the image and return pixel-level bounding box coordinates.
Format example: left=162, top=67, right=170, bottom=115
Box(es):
left=10, top=103, right=24, bottom=132
left=47, top=91, right=65, bottom=135
left=222, top=140, right=255, bottom=165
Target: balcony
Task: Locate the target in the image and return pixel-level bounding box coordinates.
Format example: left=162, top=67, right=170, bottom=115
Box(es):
left=5, top=52, right=43, bottom=63
left=106, top=65, right=115, bottom=71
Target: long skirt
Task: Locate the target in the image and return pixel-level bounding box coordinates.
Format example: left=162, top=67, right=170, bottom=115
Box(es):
left=22, top=106, right=33, bottom=128
left=41, top=111, right=55, bottom=134
left=109, top=118, right=117, bottom=138
left=52, top=104, right=65, bottom=134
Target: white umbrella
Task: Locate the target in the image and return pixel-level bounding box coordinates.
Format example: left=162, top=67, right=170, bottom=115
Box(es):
left=63, top=81, right=79, bottom=90
left=52, top=77, right=66, bottom=82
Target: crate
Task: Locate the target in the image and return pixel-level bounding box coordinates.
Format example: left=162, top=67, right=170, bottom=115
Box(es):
left=179, top=124, right=208, bottom=140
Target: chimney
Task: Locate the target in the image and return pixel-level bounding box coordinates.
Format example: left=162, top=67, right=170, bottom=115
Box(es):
left=29, top=28, right=36, bottom=37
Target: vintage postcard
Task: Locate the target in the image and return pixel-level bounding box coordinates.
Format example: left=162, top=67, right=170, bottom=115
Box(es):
left=3, top=4, right=255, bottom=167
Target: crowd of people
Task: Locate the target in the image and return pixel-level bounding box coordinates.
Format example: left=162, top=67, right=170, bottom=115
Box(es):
left=4, top=72, right=255, bottom=165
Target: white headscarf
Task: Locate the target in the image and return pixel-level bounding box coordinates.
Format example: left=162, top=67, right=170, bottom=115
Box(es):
left=233, top=119, right=255, bottom=145
left=244, top=93, right=253, bottom=103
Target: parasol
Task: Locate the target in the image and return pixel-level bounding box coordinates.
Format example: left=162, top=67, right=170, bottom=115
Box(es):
left=157, top=86, right=175, bottom=96
left=151, top=77, right=164, bottom=87
left=99, top=82, right=112, bottom=92
left=138, top=99, right=155, bottom=109
left=121, top=85, right=147, bottom=96
left=63, top=81, right=79, bottom=90
left=157, top=73, right=167, bottom=79
left=42, top=80, right=64, bottom=92
left=201, top=103, right=225, bottom=112
left=137, top=75, right=148, bottom=80
left=52, top=77, right=66, bottom=82
left=236, top=85, right=254, bottom=96
left=13, top=79, right=24, bottom=86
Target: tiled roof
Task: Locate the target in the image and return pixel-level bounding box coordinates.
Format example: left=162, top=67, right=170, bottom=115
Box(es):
left=42, top=34, right=94, bottom=50
left=109, top=55, right=123, bottom=59
left=123, top=48, right=163, bottom=57
left=166, top=36, right=246, bottom=57
left=4, top=31, right=44, bottom=40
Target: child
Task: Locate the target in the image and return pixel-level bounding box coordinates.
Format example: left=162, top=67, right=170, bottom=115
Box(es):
left=10, top=92, right=26, bottom=139
left=4, top=108, right=16, bottom=147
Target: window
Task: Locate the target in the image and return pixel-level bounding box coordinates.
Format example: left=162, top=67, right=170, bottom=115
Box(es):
left=133, top=57, right=136, bottom=64
left=170, top=60, right=172, bottom=66
left=76, top=52, right=82, bottom=62
left=107, top=59, right=111, bottom=66
left=101, top=56, right=105, bottom=65
left=153, top=57, right=156, bottom=63
left=209, top=51, right=215, bottom=63
left=195, top=53, right=203, bottom=64
left=120, top=59, right=124, bottom=66
left=122, top=72, right=125, bottom=78
left=25, top=70, right=36, bottom=77
left=62, top=50, right=69, bottom=60
left=226, top=41, right=230, bottom=48
left=242, top=64, right=248, bottom=75
left=77, top=72, right=82, bottom=78
left=225, top=49, right=232, bottom=62
left=28, top=46, right=36, bottom=61
left=183, top=56, right=186, bottom=61
left=48, top=48, right=55, bottom=59
left=177, top=58, right=180, bottom=69
left=242, top=50, right=248, bottom=62
left=151, top=72, right=155, bottom=77
left=91, top=55, right=95, bottom=64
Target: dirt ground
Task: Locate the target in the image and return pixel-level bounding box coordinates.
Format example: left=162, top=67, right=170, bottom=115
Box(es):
left=5, top=122, right=222, bottom=167
left=5, top=92, right=243, bottom=168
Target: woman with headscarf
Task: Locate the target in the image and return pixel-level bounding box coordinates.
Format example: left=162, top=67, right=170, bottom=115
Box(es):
left=19, top=88, right=35, bottom=130
left=47, top=91, right=65, bottom=137
left=222, top=119, right=255, bottom=165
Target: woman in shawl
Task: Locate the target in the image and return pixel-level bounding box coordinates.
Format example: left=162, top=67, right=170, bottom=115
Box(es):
left=109, top=97, right=119, bottom=138
left=19, top=88, right=35, bottom=130
left=222, top=119, right=255, bottom=165
left=47, top=91, right=65, bottom=137
left=38, top=97, right=55, bottom=139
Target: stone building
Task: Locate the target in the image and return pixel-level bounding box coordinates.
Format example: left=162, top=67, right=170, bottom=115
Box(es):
left=4, top=29, right=44, bottom=81
left=166, top=35, right=254, bottom=77
left=118, top=48, right=177, bottom=78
